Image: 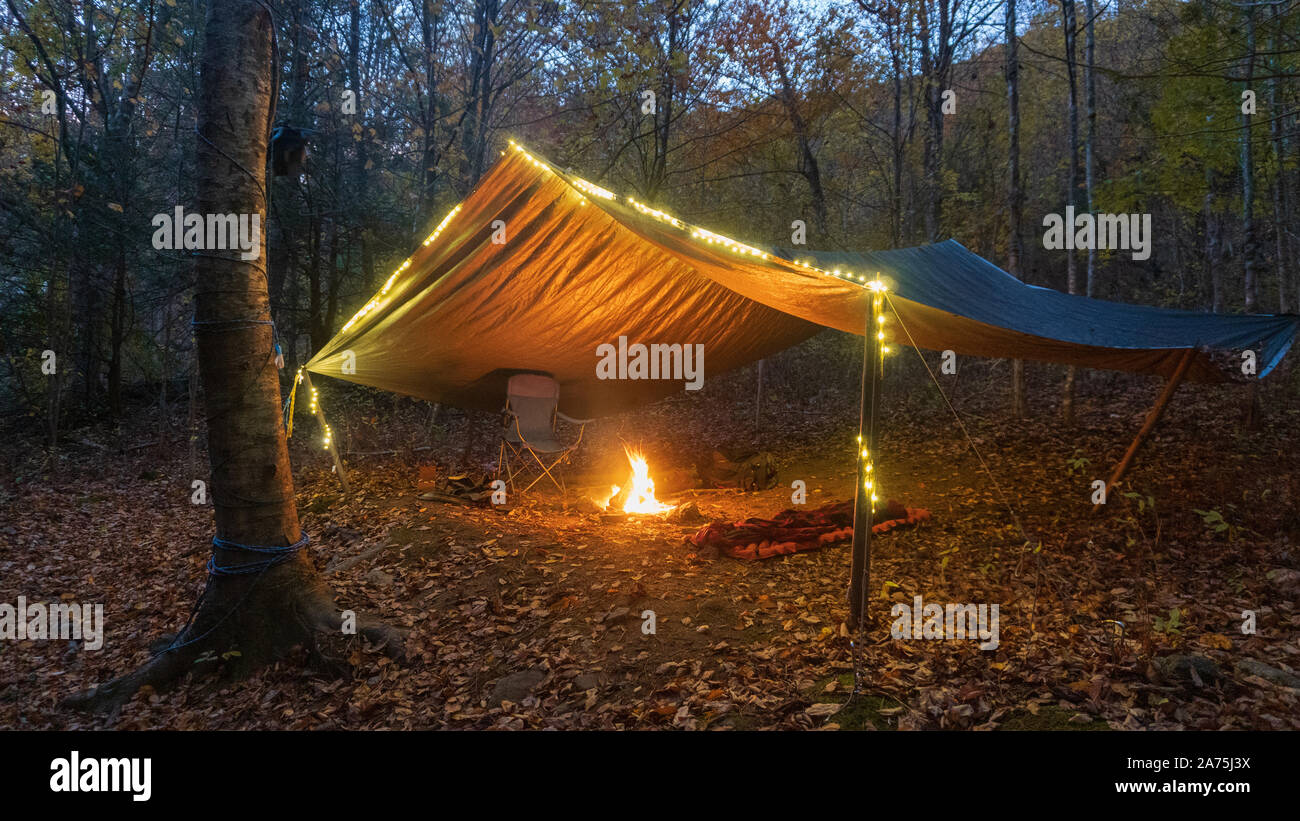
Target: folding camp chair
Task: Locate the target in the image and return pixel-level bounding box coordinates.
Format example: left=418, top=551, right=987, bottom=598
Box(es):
left=497, top=374, right=591, bottom=494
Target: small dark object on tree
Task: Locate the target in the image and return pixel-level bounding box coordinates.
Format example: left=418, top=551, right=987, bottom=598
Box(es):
left=271, top=125, right=315, bottom=177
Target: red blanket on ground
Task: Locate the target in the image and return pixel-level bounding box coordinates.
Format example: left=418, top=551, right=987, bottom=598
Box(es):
left=689, top=499, right=931, bottom=561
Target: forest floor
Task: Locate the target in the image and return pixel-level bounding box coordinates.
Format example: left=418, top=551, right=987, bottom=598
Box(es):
left=3, top=353, right=1300, bottom=730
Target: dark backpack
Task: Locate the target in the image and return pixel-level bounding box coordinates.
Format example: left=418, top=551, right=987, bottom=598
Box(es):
left=699, top=449, right=779, bottom=491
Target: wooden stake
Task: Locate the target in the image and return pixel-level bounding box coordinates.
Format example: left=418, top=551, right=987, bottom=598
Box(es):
left=1093, top=348, right=1195, bottom=511
left=303, top=372, right=350, bottom=494
left=849, top=298, right=882, bottom=631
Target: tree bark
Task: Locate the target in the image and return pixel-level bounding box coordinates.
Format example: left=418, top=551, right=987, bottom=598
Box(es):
left=889, top=10, right=904, bottom=248
left=1270, top=63, right=1287, bottom=314
left=418, top=0, right=445, bottom=227
left=1205, top=172, right=1223, bottom=312
left=1006, top=0, right=1026, bottom=419
left=772, top=45, right=827, bottom=235
left=462, top=0, right=500, bottom=188
left=1061, top=0, right=1080, bottom=425
left=348, top=0, right=376, bottom=295
left=918, top=1, right=939, bottom=242
left=66, top=0, right=400, bottom=714
left=1241, top=5, right=1260, bottom=428
left=1084, top=0, right=1096, bottom=298
left=1272, top=3, right=1293, bottom=315
left=106, top=246, right=127, bottom=418
left=1241, top=4, right=1258, bottom=315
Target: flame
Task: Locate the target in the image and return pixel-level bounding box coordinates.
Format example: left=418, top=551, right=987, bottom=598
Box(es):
left=595, top=484, right=620, bottom=510
left=620, top=447, right=672, bottom=514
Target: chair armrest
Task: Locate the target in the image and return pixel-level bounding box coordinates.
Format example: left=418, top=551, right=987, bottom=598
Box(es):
left=556, top=411, right=594, bottom=425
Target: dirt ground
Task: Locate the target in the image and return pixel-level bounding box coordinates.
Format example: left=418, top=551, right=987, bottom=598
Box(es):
left=2, top=356, right=1299, bottom=730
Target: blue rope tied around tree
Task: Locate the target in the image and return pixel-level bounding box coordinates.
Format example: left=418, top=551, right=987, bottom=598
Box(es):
left=209, top=532, right=309, bottom=575
left=190, top=317, right=281, bottom=364
left=156, top=532, right=309, bottom=655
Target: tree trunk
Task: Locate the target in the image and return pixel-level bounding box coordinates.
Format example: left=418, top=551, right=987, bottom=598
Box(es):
left=77, top=263, right=101, bottom=412
left=773, top=46, right=827, bottom=235
left=1270, top=85, right=1287, bottom=314
left=890, top=12, right=903, bottom=249
left=1205, top=172, right=1223, bottom=312
left=462, top=0, right=499, bottom=188
left=418, top=0, right=445, bottom=226
left=1272, top=3, right=1292, bottom=315
left=325, top=218, right=341, bottom=337
left=307, top=222, right=326, bottom=351
left=1241, top=5, right=1258, bottom=315
left=1007, top=0, right=1026, bottom=419
left=1061, top=0, right=1080, bottom=425
left=1084, top=0, right=1097, bottom=298
left=45, top=244, right=68, bottom=452
left=348, top=0, right=377, bottom=293
left=107, top=247, right=127, bottom=418
left=67, top=0, right=400, bottom=714
left=918, top=1, right=940, bottom=242
left=1241, top=5, right=1260, bottom=428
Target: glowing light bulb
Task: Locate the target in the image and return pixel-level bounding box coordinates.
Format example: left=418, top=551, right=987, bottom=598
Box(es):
left=573, top=178, right=615, bottom=200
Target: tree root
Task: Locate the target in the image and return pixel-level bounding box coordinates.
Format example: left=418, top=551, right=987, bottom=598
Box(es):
left=63, top=553, right=406, bottom=715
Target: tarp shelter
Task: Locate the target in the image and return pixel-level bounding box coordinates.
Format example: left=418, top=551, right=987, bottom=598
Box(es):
left=298, top=139, right=1299, bottom=649
left=304, top=141, right=1298, bottom=416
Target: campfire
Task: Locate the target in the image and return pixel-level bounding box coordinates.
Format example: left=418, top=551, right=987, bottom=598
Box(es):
left=601, top=446, right=674, bottom=515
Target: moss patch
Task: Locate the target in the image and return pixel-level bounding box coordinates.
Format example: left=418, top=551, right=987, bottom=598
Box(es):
left=810, top=674, right=904, bottom=730
left=998, top=704, right=1109, bottom=730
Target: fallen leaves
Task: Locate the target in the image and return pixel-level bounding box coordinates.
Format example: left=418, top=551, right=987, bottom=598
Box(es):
left=4, top=367, right=1300, bottom=732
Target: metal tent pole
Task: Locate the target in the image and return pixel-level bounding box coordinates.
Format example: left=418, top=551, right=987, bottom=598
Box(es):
left=848, top=286, right=883, bottom=692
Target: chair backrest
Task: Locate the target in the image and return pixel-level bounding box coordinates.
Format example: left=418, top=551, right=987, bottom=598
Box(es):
left=506, top=374, right=560, bottom=439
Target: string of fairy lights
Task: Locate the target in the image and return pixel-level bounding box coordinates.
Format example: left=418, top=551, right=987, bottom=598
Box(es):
left=300, top=138, right=897, bottom=456
left=338, top=204, right=463, bottom=336
left=507, top=140, right=894, bottom=292
left=864, top=285, right=887, bottom=513
left=307, top=383, right=333, bottom=448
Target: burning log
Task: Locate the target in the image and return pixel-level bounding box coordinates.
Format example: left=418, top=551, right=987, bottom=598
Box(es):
left=608, top=483, right=630, bottom=512
left=594, top=447, right=677, bottom=516
left=621, top=447, right=673, bottom=514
